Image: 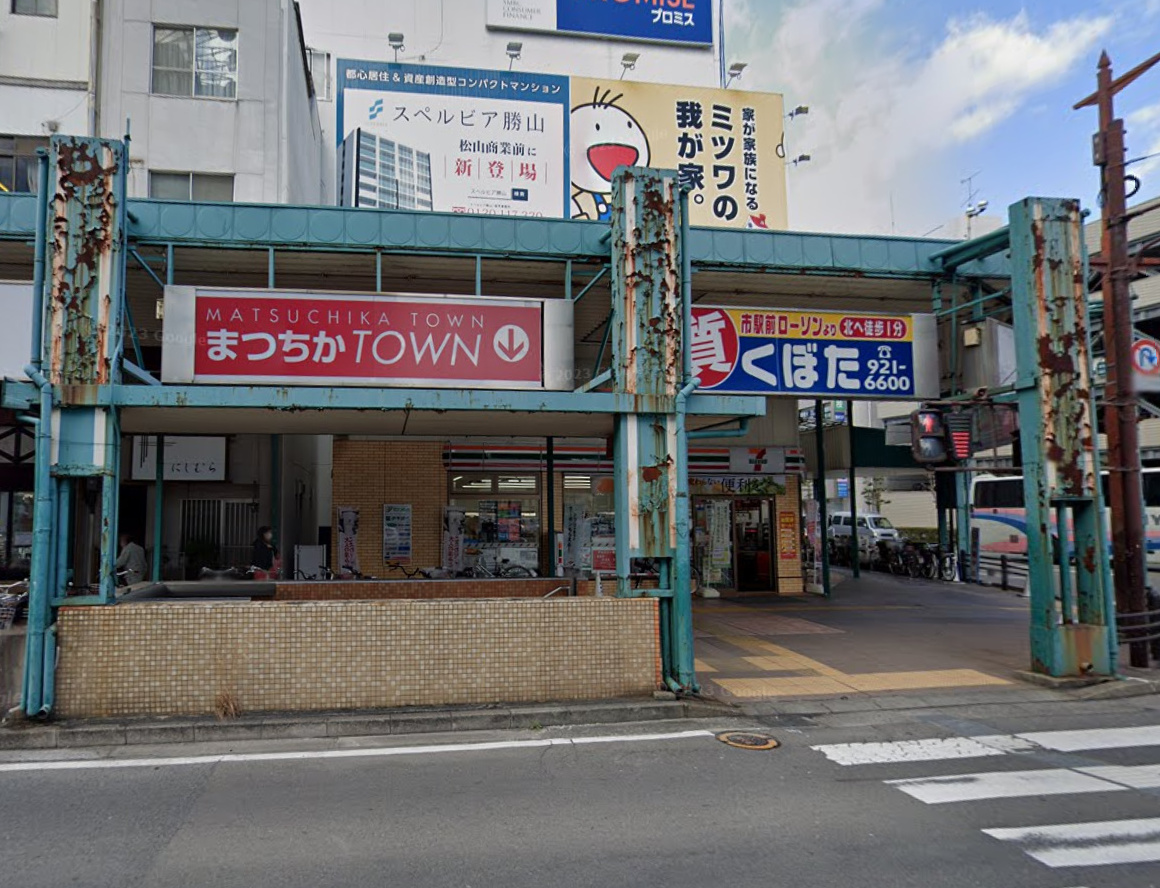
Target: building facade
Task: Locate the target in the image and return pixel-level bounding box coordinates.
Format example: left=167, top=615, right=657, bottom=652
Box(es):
left=0, top=0, right=96, bottom=192
left=98, top=0, right=324, bottom=203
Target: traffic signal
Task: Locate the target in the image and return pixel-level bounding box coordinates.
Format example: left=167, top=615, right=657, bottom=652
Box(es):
left=944, top=412, right=973, bottom=461
left=910, top=408, right=949, bottom=463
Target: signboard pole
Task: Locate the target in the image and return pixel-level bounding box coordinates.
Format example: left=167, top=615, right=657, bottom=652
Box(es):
left=152, top=434, right=163, bottom=582
left=546, top=436, right=555, bottom=578
left=813, top=399, right=831, bottom=598
left=847, top=400, right=859, bottom=578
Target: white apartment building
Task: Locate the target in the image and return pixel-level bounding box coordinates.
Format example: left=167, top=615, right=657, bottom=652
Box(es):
left=0, top=0, right=323, bottom=202
left=0, top=0, right=97, bottom=192
left=99, top=0, right=324, bottom=202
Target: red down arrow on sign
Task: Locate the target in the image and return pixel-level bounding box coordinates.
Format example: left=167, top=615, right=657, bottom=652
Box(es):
left=493, top=325, right=531, bottom=363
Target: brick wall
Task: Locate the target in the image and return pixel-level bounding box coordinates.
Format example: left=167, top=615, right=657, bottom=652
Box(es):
left=331, top=439, right=445, bottom=575
left=54, top=598, right=661, bottom=718
left=275, top=578, right=573, bottom=600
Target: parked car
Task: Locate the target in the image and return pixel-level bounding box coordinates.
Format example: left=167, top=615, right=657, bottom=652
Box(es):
left=827, top=512, right=900, bottom=563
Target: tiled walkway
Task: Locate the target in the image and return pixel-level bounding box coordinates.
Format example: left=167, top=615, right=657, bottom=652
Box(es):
left=694, top=572, right=1029, bottom=702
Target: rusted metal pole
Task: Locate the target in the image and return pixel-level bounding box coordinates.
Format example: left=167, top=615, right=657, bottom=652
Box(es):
left=1092, top=53, right=1149, bottom=666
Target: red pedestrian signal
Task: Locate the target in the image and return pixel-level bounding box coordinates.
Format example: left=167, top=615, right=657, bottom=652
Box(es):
left=910, top=408, right=949, bottom=464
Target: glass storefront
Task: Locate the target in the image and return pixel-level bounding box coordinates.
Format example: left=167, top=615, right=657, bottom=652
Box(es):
left=562, top=474, right=615, bottom=574
left=0, top=491, right=33, bottom=577
left=448, top=473, right=540, bottom=572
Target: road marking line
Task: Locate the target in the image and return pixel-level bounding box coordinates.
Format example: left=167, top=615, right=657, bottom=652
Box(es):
left=811, top=736, right=1013, bottom=766
left=982, top=817, right=1160, bottom=868
left=886, top=768, right=1125, bottom=804
left=813, top=725, right=1160, bottom=766
left=1016, top=726, right=1160, bottom=752
left=1079, top=764, right=1160, bottom=789
left=0, top=729, right=715, bottom=773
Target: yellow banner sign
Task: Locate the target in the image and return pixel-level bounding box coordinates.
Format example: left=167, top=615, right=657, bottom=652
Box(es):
left=569, top=78, right=787, bottom=230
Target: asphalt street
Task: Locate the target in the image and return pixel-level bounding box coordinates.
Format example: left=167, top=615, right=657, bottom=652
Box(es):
left=3, top=699, right=1160, bottom=888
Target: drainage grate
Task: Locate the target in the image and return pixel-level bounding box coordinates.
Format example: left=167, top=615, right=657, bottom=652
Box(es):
left=716, top=731, right=780, bottom=750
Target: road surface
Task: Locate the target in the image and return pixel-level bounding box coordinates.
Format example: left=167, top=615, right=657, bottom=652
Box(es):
left=3, top=700, right=1160, bottom=887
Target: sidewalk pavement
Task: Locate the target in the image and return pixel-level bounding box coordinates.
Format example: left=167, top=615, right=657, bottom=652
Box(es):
left=694, top=569, right=1159, bottom=709
left=0, top=696, right=730, bottom=751
left=2, top=570, right=1156, bottom=751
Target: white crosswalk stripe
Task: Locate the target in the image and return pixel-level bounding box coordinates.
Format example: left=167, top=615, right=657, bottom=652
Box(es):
left=982, top=818, right=1160, bottom=868
left=811, top=724, right=1160, bottom=765
left=886, top=767, right=1126, bottom=804
left=810, top=724, right=1160, bottom=870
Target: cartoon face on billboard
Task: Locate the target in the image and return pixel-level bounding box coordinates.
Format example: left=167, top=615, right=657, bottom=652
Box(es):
left=569, top=88, right=651, bottom=221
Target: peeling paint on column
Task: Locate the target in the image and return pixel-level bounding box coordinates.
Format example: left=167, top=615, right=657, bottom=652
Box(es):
left=48, top=137, right=124, bottom=389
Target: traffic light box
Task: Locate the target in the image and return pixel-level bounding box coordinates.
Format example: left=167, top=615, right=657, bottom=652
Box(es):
left=910, top=408, right=949, bottom=463
left=910, top=407, right=973, bottom=464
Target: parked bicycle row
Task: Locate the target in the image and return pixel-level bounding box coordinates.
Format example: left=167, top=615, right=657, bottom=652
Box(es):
left=824, top=536, right=958, bottom=580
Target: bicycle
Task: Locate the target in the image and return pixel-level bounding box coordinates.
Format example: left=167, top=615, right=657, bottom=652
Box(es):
left=470, top=558, right=536, bottom=579
left=937, top=547, right=958, bottom=582
left=385, top=560, right=439, bottom=579
left=294, top=565, right=336, bottom=580
left=0, top=578, right=29, bottom=629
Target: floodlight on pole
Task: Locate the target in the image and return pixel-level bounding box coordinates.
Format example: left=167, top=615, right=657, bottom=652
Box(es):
left=388, top=32, right=405, bottom=62
left=619, top=52, right=639, bottom=79
left=506, top=41, right=522, bottom=70
left=725, top=61, right=747, bottom=88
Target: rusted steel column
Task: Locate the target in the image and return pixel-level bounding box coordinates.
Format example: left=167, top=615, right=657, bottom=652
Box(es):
left=608, top=167, right=690, bottom=689
left=1009, top=197, right=1113, bottom=677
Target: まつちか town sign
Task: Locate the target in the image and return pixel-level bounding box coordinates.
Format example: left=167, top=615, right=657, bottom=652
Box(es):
left=161, top=287, right=574, bottom=391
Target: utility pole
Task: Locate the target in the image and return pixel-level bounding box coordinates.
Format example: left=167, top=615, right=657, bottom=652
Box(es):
left=1075, top=50, right=1160, bottom=668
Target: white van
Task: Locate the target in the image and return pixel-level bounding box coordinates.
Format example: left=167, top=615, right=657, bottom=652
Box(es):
left=827, top=512, right=900, bottom=555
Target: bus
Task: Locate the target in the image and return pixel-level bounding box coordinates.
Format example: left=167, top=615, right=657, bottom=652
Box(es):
left=970, top=470, right=1160, bottom=586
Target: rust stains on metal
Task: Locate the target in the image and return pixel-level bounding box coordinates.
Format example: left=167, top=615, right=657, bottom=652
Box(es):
left=48, top=137, right=123, bottom=392
left=1028, top=202, right=1097, bottom=498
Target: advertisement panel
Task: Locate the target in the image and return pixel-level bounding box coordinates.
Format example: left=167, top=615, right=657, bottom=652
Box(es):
left=335, top=60, right=786, bottom=230
left=130, top=436, right=227, bottom=482
left=690, top=307, right=939, bottom=399
left=569, top=77, right=785, bottom=229
left=161, top=286, right=574, bottom=391
left=383, top=504, right=413, bottom=562
left=337, top=60, right=570, bottom=217
left=486, top=0, right=713, bottom=46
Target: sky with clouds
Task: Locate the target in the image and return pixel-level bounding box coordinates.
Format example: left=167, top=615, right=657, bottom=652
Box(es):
left=724, top=0, right=1160, bottom=235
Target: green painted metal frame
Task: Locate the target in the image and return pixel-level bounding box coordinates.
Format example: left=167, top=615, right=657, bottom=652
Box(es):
left=1008, top=197, right=1114, bottom=676
left=0, top=192, right=1011, bottom=280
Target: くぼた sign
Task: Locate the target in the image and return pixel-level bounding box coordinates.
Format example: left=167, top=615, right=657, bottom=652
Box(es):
left=689, top=307, right=938, bottom=399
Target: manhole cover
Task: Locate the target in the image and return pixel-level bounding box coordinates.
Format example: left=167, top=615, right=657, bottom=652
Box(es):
left=716, top=731, right=780, bottom=750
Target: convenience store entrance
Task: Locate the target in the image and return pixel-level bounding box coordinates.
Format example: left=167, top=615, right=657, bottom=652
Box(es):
left=734, top=498, right=776, bottom=591
left=692, top=479, right=803, bottom=596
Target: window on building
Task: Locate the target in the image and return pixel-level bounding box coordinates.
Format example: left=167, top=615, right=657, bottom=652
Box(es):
left=12, top=0, right=57, bottom=16
left=0, top=135, right=48, bottom=194
left=149, top=171, right=235, bottom=202
left=152, top=26, right=238, bottom=99
left=306, top=48, right=331, bottom=100
left=449, top=473, right=541, bottom=570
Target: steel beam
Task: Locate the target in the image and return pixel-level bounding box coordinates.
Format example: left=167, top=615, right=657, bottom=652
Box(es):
left=1009, top=197, right=1113, bottom=677
left=100, top=383, right=766, bottom=416
left=0, top=191, right=1011, bottom=279
left=930, top=226, right=1011, bottom=272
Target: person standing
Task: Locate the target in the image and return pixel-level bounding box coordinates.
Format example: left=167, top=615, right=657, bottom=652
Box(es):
left=251, top=525, right=278, bottom=573
left=115, top=533, right=147, bottom=585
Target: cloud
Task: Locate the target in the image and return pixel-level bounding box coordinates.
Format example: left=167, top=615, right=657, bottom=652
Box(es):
left=1128, top=101, right=1160, bottom=182
left=726, top=3, right=1113, bottom=234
